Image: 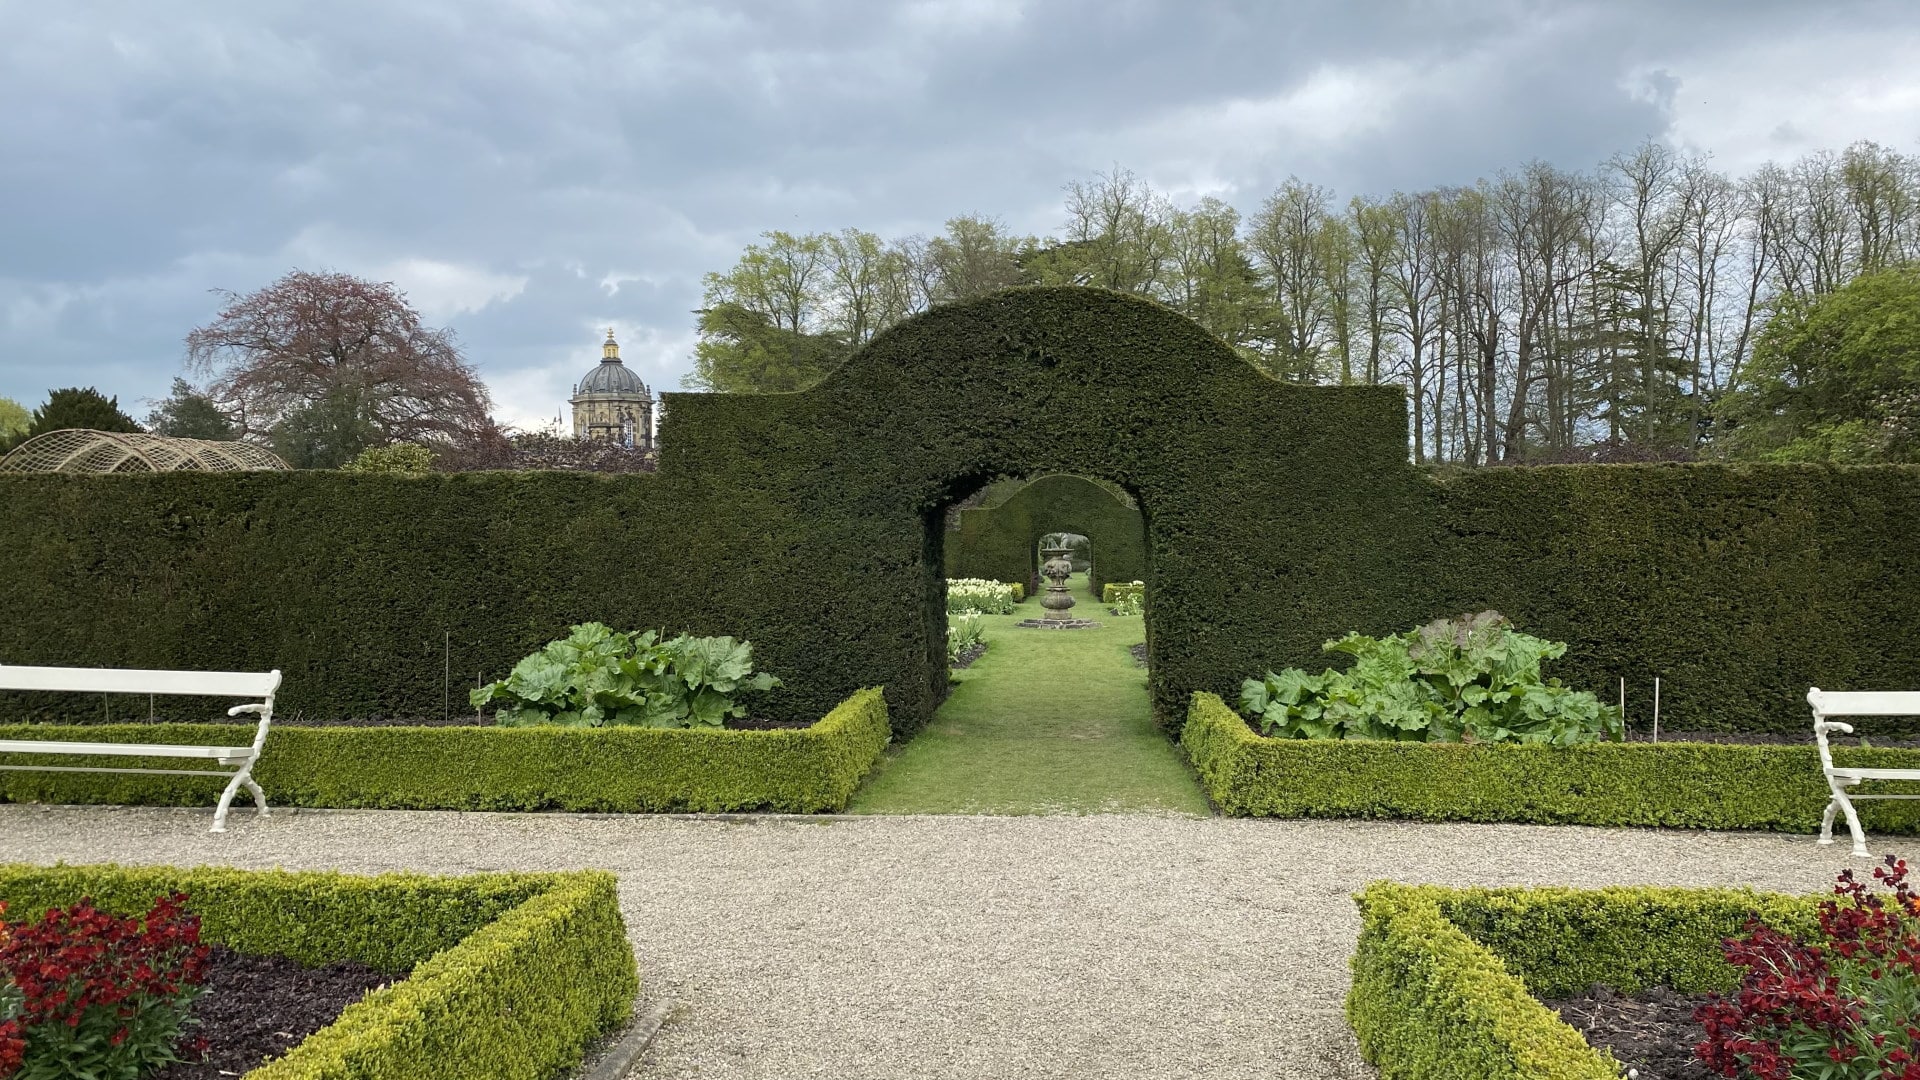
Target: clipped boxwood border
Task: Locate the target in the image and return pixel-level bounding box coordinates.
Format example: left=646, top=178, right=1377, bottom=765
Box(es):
left=1350, top=881, right=1821, bottom=1079
left=1182, top=691, right=1920, bottom=834
left=0, top=687, right=889, bottom=814
left=0, top=863, right=636, bottom=1080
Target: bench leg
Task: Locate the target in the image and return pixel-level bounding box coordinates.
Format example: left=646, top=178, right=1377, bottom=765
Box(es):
left=212, top=767, right=259, bottom=834
left=244, top=777, right=269, bottom=818
left=1825, top=778, right=1872, bottom=858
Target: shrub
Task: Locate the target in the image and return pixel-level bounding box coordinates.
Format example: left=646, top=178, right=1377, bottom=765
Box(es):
left=947, top=613, right=985, bottom=663
left=1696, top=857, right=1920, bottom=1078
left=0, top=893, right=208, bottom=1080
left=1348, top=882, right=1831, bottom=1079
left=0, top=865, right=635, bottom=1080
left=945, top=579, right=1018, bottom=615
left=0, top=689, right=891, bottom=814
left=472, top=622, right=781, bottom=728
left=1182, top=690, right=1920, bottom=834
left=339, top=443, right=436, bottom=475
left=1239, top=611, right=1622, bottom=746
left=1106, top=581, right=1144, bottom=615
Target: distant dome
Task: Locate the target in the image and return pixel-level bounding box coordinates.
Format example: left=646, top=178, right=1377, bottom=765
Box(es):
left=574, top=329, right=650, bottom=397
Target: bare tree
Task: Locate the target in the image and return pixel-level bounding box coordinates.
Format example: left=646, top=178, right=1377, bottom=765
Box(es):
left=1248, top=177, right=1339, bottom=381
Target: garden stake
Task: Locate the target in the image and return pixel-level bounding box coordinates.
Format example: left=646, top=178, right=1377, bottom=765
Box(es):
left=444, top=631, right=451, bottom=724
left=1652, top=677, right=1661, bottom=743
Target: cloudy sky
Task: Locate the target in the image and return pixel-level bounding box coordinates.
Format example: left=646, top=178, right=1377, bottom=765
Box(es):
left=3, top=0, right=1917, bottom=429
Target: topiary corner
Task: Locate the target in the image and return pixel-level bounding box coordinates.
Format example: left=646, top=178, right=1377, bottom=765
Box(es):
left=0, top=863, right=637, bottom=1080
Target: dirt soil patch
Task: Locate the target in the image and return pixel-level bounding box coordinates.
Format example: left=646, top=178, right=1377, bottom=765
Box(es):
left=1544, top=984, right=1715, bottom=1080
left=150, top=945, right=399, bottom=1079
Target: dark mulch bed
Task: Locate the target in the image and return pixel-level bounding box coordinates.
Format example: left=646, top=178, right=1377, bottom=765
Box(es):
left=1129, top=643, right=1147, bottom=668
left=151, top=945, right=399, bottom=1079
left=1544, top=984, right=1715, bottom=1080
left=725, top=716, right=815, bottom=731
left=950, top=642, right=988, bottom=670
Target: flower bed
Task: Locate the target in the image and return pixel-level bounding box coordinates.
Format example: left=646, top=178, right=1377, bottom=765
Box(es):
left=1182, top=691, right=1920, bottom=834
left=0, top=863, right=635, bottom=1080
left=0, top=688, right=889, bottom=814
left=1348, top=881, right=1822, bottom=1079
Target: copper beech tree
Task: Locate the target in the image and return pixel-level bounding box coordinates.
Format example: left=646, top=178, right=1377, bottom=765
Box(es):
left=185, top=270, right=493, bottom=454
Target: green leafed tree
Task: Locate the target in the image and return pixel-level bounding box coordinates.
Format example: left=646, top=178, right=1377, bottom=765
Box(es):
left=144, top=377, right=236, bottom=440
left=686, top=231, right=851, bottom=393
left=0, top=397, right=28, bottom=444
left=1720, top=264, right=1920, bottom=463
left=269, top=385, right=382, bottom=469
left=13, top=387, right=143, bottom=451
left=684, top=302, right=848, bottom=394
left=923, top=215, right=1030, bottom=304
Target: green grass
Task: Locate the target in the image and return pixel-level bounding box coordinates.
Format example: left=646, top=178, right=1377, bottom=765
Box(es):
left=849, top=574, right=1209, bottom=815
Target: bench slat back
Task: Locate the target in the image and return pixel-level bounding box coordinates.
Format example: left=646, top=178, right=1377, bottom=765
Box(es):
left=0, top=665, right=280, bottom=699
left=1810, top=688, right=1920, bottom=717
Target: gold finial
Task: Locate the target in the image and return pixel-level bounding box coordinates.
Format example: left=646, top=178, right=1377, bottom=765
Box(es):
left=602, top=328, right=620, bottom=361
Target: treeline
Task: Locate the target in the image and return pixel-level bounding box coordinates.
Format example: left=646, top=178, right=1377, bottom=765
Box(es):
left=692, top=140, right=1920, bottom=464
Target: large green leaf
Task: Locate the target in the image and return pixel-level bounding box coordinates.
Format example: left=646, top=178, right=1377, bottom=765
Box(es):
left=1240, top=611, right=1621, bottom=746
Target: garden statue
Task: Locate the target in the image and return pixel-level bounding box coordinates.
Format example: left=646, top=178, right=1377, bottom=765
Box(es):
left=1040, top=545, right=1076, bottom=622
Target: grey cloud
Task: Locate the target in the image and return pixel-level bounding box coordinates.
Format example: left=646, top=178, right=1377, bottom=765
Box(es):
left=0, top=0, right=1907, bottom=422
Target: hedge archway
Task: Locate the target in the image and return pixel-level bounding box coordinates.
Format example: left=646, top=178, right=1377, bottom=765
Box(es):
left=11, top=286, right=1915, bottom=737
left=945, top=474, right=1146, bottom=596
left=663, top=286, right=1427, bottom=732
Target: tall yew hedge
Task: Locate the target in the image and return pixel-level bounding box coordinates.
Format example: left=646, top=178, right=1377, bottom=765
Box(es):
left=2, top=288, right=1918, bottom=736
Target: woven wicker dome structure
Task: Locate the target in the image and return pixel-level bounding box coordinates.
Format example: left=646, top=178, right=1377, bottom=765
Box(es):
left=0, top=429, right=290, bottom=473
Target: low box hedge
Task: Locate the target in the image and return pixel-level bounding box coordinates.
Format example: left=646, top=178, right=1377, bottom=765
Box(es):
left=1182, top=691, right=1920, bottom=834
left=1350, top=881, right=1822, bottom=1079
left=0, top=863, right=637, bottom=1080
left=0, top=687, right=889, bottom=814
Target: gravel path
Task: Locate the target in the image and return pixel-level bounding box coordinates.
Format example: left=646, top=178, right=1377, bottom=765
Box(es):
left=0, top=805, right=1893, bottom=1079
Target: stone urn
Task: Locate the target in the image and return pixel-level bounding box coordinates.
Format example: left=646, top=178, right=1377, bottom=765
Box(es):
left=1040, top=545, right=1076, bottom=621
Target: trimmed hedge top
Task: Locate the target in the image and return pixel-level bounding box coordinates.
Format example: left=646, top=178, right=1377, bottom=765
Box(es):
left=3, top=287, right=1919, bottom=736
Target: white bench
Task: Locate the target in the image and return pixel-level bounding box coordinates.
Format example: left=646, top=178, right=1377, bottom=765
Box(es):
left=1810, top=687, right=1920, bottom=857
left=0, top=665, right=281, bottom=833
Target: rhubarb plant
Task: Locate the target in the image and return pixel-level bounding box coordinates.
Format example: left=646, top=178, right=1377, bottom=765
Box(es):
left=1238, top=611, right=1623, bottom=745
left=472, top=622, right=781, bottom=729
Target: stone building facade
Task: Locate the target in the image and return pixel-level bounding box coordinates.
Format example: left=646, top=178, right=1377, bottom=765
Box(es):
left=569, top=329, right=654, bottom=449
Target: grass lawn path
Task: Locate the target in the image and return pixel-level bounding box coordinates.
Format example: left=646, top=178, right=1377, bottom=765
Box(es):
left=849, top=576, right=1209, bottom=815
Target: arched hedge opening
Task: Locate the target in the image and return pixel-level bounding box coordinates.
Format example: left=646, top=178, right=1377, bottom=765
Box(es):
left=944, top=474, right=1146, bottom=597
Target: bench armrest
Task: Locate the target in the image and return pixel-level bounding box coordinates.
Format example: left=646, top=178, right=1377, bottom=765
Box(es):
left=225, top=702, right=274, bottom=754
left=1819, top=720, right=1856, bottom=735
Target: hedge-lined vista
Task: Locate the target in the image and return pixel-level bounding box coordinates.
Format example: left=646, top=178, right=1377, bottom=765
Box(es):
left=3, top=288, right=1920, bottom=735
left=0, top=687, right=889, bottom=813
left=1183, top=691, right=1920, bottom=834
left=944, top=473, right=1147, bottom=597
left=1349, top=881, right=1823, bottom=1080
left=0, top=863, right=636, bottom=1080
